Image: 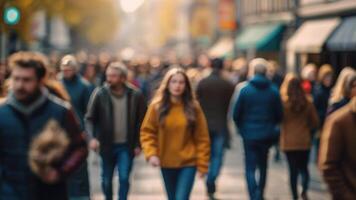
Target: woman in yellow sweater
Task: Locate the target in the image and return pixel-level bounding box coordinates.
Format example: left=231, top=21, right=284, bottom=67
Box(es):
left=140, top=67, right=210, bottom=200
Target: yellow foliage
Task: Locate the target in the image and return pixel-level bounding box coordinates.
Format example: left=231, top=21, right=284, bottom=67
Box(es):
left=158, top=0, right=179, bottom=45
left=1, top=0, right=120, bottom=45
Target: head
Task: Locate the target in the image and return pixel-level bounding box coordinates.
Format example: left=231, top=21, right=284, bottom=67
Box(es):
left=329, top=67, right=356, bottom=104
left=343, top=73, right=356, bottom=99
left=248, top=58, right=268, bottom=78
left=8, top=51, right=48, bottom=102
left=301, top=63, right=317, bottom=81
left=211, top=58, right=224, bottom=72
left=105, top=62, right=128, bottom=89
left=318, top=64, right=334, bottom=87
left=154, top=67, right=193, bottom=101
left=267, top=60, right=279, bottom=79
left=60, top=55, right=78, bottom=79
left=152, top=67, right=196, bottom=130
left=197, top=54, right=211, bottom=69
left=232, top=57, right=248, bottom=76
left=280, top=73, right=308, bottom=112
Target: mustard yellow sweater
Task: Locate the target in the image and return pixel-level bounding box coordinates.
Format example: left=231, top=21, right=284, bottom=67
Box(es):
left=140, top=101, right=210, bottom=173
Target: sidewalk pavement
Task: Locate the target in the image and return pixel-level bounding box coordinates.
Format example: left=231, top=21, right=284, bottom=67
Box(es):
left=89, top=135, right=330, bottom=200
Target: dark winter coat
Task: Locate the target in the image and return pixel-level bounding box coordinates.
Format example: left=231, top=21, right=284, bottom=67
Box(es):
left=60, top=74, right=94, bottom=128
left=232, top=75, right=283, bottom=141
left=0, top=89, right=88, bottom=200
left=313, top=83, right=332, bottom=127
left=319, top=97, right=356, bottom=200
left=60, top=74, right=93, bottom=197
left=196, top=72, right=234, bottom=146
left=85, top=83, right=146, bottom=158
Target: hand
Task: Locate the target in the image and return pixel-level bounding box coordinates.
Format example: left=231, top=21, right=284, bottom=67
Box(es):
left=197, top=172, right=206, bottom=179
left=148, top=156, right=160, bottom=167
left=89, top=138, right=100, bottom=152
left=41, top=168, right=60, bottom=184
left=134, top=147, right=141, bottom=156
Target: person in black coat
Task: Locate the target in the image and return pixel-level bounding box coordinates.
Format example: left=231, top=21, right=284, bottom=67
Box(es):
left=196, top=58, right=234, bottom=199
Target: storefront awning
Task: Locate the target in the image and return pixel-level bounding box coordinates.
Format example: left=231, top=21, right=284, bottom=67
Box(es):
left=208, top=37, right=234, bottom=58
left=327, top=16, right=356, bottom=51
left=287, top=18, right=340, bottom=53
left=235, top=23, right=285, bottom=51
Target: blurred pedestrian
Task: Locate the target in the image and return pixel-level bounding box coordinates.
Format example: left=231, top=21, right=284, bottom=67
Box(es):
left=0, top=51, right=88, bottom=200
left=313, top=64, right=334, bottom=127
left=280, top=74, right=319, bottom=200
left=312, top=64, right=334, bottom=162
left=230, top=57, right=248, bottom=85
left=231, top=58, right=283, bottom=200
left=319, top=97, right=356, bottom=200
left=59, top=55, right=94, bottom=200
left=327, top=67, right=356, bottom=115
left=301, top=63, right=317, bottom=95
left=267, top=60, right=285, bottom=162
left=267, top=60, right=284, bottom=88
left=140, top=67, right=210, bottom=200
left=85, top=62, right=146, bottom=200
left=196, top=58, right=234, bottom=199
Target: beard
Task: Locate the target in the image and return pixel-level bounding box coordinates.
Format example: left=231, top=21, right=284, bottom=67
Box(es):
left=14, top=88, right=41, bottom=104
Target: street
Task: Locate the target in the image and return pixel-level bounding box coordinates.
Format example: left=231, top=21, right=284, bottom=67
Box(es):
left=89, top=135, right=330, bottom=200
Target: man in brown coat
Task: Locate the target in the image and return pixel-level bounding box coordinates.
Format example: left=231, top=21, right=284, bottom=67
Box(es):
left=319, top=97, right=356, bottom=200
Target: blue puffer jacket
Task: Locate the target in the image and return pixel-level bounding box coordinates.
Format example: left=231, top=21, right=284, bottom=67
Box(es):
left=232, top=75, right=283, bottom=141
left=0, top=90, right=87, bottom=200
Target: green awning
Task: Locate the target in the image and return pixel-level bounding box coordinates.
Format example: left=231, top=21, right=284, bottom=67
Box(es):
left=236, top=23, right=285, bottom=51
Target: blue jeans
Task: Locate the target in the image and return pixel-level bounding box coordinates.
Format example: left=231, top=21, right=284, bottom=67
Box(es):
left=161, top=166, right=197, bottom=200
left=243, top=140, right=271, bottom=200
left=101, top=143, right=133, bottom=200
left=206, top=131, right=226, bottom=194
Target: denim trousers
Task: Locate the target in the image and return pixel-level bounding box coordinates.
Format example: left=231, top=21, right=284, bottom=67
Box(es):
left=161, top=166, right=197, bottom=200
left=206, top=131, right=226, bottom=194
left=243, top=139, right=271, bottom=200
left=100, top=143, right=133, bottom=200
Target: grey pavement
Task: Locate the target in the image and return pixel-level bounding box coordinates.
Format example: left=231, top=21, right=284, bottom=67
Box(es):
left=88, top=135, right=330, bottom=200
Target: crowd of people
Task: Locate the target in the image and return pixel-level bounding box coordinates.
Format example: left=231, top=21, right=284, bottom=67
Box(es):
left=0, top=50, right=355, bottom=200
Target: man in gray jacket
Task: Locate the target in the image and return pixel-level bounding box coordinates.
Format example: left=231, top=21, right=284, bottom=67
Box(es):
left=85, top=62, right=146, bottom=200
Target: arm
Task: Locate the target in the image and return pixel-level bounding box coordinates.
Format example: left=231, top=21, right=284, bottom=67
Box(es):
left=58, top=109, right=88, bottom=177
left=193, top=103, right=211, bottom=174
left=319, top=117, right=354, bottom=199
left=135, top=92, right=147, bottom=149
left=84, top=88, right=100, bottom=140
left=231, top=86, right=244, bottom=127
left=308, top=102, right=319, bottom=130
left=140, top=104, right=159, bottom=160
left=273, top=92, right=283, bottom=124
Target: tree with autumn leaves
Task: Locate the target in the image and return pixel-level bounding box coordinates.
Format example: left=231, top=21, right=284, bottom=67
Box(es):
left=1, top=0, right=120, bottom=46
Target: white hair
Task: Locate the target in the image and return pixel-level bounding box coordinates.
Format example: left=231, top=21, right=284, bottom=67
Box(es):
left=249, top=58, right=268, bottom=76
left=60, top=55, right=79, bottom=71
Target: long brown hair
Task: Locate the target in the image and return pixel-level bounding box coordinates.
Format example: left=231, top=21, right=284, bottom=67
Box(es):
left=280, top=73, right=308, bottom=112
left=151, top=67, right=197, bottom=131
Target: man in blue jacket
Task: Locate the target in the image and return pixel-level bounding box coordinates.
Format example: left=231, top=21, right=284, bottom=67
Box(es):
left=231, top=58, right=283, bottom=200
left=0, top=51, right=88, bottom=200
left=59, top=55, right=94, bottom=200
